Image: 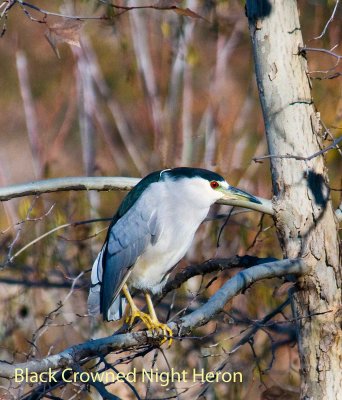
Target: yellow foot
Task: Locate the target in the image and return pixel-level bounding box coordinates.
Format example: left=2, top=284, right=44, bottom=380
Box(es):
left=122, top=285, right=173, bottom=347
left=125, top=308, right=173, bottom=347
left=125, top=308, right=153, bottom=329
left=148, top=317, right=173, bottom=348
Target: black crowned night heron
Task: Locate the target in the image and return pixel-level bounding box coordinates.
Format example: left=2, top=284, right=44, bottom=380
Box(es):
left=88, top=168, right=260, bottom=345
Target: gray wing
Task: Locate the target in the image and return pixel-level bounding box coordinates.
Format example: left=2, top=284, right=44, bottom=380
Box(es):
left=99, top=193, right=160, bottom=320
left=88, top=249, right=127, bottom=320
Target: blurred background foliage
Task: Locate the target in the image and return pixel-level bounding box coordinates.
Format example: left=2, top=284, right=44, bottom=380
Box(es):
left=0, top=0, right=340, bottom=398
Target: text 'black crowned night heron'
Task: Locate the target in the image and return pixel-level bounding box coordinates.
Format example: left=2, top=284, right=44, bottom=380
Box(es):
left=88, top=168, right=260, bottom=345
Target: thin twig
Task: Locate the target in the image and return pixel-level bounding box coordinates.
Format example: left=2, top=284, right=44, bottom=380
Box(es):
left=230, top=297, right=291, bottom=354
left=314, top=0, right=340, bottom=40
left=18, top=0, right=108, bottom=21
left=216, top=206, right=235, bottom=247
left=246, top=213, right=266, bottom=251
left=253, top=135, right=342, bottom=162
left=1, top=203, right=55, bottom=234
left=156, top=255, right=278, bottom=304
left=99, top=0, right=207, bottom=21
left=300, top=46, right=342, bottom=61
left=5, top=197, right=38, bottom=263
left=320, top=119, right=342, bottom=157
left=3, top=217, right=111, bottom=266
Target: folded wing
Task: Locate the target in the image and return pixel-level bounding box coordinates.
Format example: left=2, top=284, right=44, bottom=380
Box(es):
left=88, top=188, right=161, bottom=321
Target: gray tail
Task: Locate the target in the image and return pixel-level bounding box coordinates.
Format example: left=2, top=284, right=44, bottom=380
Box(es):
left=88, top=283, right=101, bottom=316
left=106, top=295, right=127, bottom=321
left=88, top=283, right=126, bottom=321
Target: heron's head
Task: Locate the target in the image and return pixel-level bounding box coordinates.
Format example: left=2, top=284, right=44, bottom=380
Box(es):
left=160, top=168, right=261, bottom=208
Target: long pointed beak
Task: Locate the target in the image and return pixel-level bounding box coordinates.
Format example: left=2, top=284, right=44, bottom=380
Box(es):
left=220, top=186, right=261, bottom=204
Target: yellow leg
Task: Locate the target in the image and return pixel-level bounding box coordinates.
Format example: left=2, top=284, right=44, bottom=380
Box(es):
left=122, top=284, right=154, bottom=329
left=145, top=293, right=173, bottom=347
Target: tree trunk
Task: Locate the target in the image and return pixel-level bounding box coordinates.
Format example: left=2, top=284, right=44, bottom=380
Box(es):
left=245, top=1, right=341, bottom=399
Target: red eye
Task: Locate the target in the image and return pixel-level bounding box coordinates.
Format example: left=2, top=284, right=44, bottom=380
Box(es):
left=210, top=181, right=219, bottom=189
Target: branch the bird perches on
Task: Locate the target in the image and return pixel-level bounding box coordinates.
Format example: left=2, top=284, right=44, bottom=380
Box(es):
left=0, top=176, right=341, bottom=221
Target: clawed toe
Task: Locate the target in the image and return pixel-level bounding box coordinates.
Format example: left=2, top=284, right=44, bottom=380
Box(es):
left=125, top=309, right=173, bottom=346
left=122, top=286, right=173, bottom=347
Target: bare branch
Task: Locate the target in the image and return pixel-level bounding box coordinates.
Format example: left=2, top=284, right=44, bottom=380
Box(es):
left=156, top=255, right=278, bottom=303
left=0, top=276, right=84, bottom=289
left=0, top=258, right=308, bottom=379
left=0, top=255, right=273, bottom=292
left=1, top=202, right=55, bottom=235
left=0, top=176, right=273, bottom=215
left=0, top=0, right=16, bottom=36
left=229, top=297, right=291, bottom=354
left=1, top=0, right=207, bottom=37
left=299, top=46, right=342, bottom=61
left=176, top=258, right=307, bottom=333
left=5, top=196, right=39, bottom=263
left=253, top=135, right=342, bottom=163
left=310, top=71, right=342, bottom=80
left=100, top=1, right=207, bottom=21
left=15, top=0, right=108, bottom=21
left=314, top=0, right=340, bottom=40
left=1, top=176, right=341, bottom=221
left=0, top=176, right=139, bottom=201
left=2, top=217, right=111, bottom=267
left=320, top=119, right=342, bottom=157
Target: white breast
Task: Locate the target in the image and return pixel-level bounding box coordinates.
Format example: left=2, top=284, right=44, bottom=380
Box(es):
left=128, top=178, right=218, bottom=293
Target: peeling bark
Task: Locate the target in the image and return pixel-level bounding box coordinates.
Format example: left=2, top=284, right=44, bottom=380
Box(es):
left=245, top=1, right=341, bottom=399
